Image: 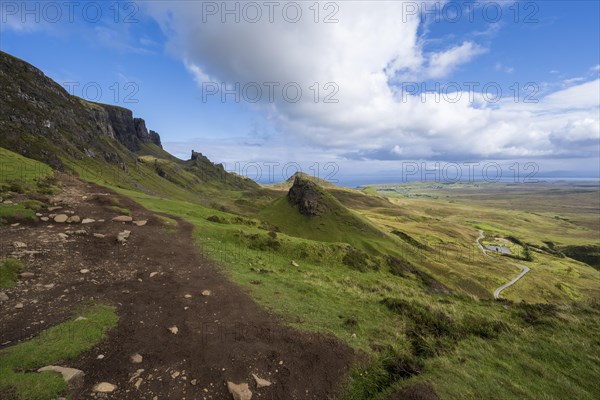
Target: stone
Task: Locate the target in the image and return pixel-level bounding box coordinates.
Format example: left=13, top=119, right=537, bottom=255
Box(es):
left=4, top=200, right=13, bottom=204
left=93, top=233, right=106, bottom=238
left=40, top=217, right=49, bottom=222
left=10, top=223, right=19, bottom=227
left=54, top=214, right=69, bottom=223
left=291, top=260, right=299, bottom=267
left=134, top=378, right=143, bottom=390
left=252, top=374, right=272, bottom=388
left=112, top=215, right=133, bottom=222
left=93, top=382, right=117, bottom=393
left=133, top=220, right=147, bottom=226
left=80, top=269, right=90, bottom=274
left=227, top=381, right=253, bottom=400
left=15, top=303, right=24, bottom=309
left=149, top=272, right=159, bottom=278
left=35, top=213, right=43, bottom=217
left=190, top=379, right=198, bottom=386
left=168, top=326, right=179, bottom=335
left=58, top=233, right=69, bottom=240
left=129, top=369, right=144, bottom=382
left=184, top=294, right=192, bottom=299
left=66, top=216, right=81, bottom=223
left=171, top=371, right=180, bottom=379
left=75, top=316, right=88, bottom=322
left=20, top=272, right=34, bottom=278
left=117, top=230, right=131, bottom=243
left=48, top=206, right=62, bottom=211
left=38, top=366, right=85, bottom=391
left=97, top=354, right=105, bottom=360
left=131, top=353, right=143, bottom=364
left=81, top=218, right=95, bottom=224
left=0, top=292, right=9, bottom=301
left=13, top=241, right=27, bottom=248
left=201, top=290, right=212, bottom=296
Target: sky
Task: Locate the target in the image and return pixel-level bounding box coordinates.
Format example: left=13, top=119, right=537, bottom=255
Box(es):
left=1, top=0, right=599, bottom=186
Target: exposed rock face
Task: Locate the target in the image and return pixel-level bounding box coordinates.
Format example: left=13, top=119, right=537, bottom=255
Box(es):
left=149, top=130, right=162, bottom=147
left=191, top=150, right=211, bottom=163
left=287, top=176, right=326, bottom=217
left=0, top=50, right=163, bottom=169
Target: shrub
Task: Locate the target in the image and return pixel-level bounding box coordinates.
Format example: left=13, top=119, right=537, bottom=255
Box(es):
left=207, top=215, right=227, bottom=224
left=343, top=247, right=379, bottom=272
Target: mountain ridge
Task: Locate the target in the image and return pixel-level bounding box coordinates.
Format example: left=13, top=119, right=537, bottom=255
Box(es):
left=0, top=50, right=258, bottom=196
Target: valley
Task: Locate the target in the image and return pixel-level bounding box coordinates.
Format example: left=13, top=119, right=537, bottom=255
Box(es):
left=1, top=51, right=599, bottom=400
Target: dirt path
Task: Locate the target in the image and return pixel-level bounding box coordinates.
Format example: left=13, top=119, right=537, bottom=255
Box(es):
left=0, top=175, right=354, bottom=399
left=475, top=229, right=530, bottom=300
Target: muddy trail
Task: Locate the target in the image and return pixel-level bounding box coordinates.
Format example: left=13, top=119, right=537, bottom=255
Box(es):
left=0, top=175, right=354, bottom=399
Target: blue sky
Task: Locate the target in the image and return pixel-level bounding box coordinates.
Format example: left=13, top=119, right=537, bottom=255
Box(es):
left=1, top=1, right=599, bottom=185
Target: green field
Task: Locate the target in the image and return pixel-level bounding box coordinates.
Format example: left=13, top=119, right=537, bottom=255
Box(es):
left=2, top=148, right=599, bottom=399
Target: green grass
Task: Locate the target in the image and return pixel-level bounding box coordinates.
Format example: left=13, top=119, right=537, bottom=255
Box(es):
left=0, top=147, right=55, bottom=195
left=4, top=148, right=597, bottom=399
left=0, top=258, right=24, bottom=289
left=0, top=304, right=118, bottom=400
left=0, top=204, right=37, bottom=226
left=107, top=205, right=131, bottom=216
left=0, top=199, right=46, bottom=226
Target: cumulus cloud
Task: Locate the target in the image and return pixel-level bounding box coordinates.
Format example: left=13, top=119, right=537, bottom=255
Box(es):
left=142, top=1, right=599, bottom=166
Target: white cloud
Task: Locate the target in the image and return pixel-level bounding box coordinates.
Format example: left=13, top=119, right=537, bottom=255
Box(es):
left=142, top=1, right=600, bottom=167
left=426, top=42, right=487, bottom=78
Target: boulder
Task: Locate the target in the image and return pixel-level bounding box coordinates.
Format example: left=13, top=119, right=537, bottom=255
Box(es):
left=130, top=353, right=143, bottom=364
left=227, top=381, right=253, bottom=400
left=117, top=230, right=131, bottom=243
left=93, top=382, right=117, bottom=393
left=54, top=214, right=69, bottom=223
left=252, top=374, right=272, bottom=388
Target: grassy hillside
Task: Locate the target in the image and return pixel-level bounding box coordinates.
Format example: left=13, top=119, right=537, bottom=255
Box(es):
left=1, top=48, right=599, bottom=400
left=116, top=185, right=600, bottom=400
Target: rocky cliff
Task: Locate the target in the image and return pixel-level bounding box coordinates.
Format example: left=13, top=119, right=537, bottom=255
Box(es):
left=287, top=175, right=328, bottom=217
left=0, top=51, right=162, bottom=169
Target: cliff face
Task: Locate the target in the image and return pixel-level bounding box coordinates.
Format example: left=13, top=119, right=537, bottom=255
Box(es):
left=287, top=176, right=327, bottom=217
left=0, top=51, right=162, bottom=169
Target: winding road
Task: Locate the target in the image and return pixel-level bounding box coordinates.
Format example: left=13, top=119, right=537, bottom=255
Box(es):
left=476, top=230, right=530, bottom=300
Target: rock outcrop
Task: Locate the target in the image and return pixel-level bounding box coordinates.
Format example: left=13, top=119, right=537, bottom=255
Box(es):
left=0, top=50, right=163, bottom=169
left=287, top=176, right=327, bottom=217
